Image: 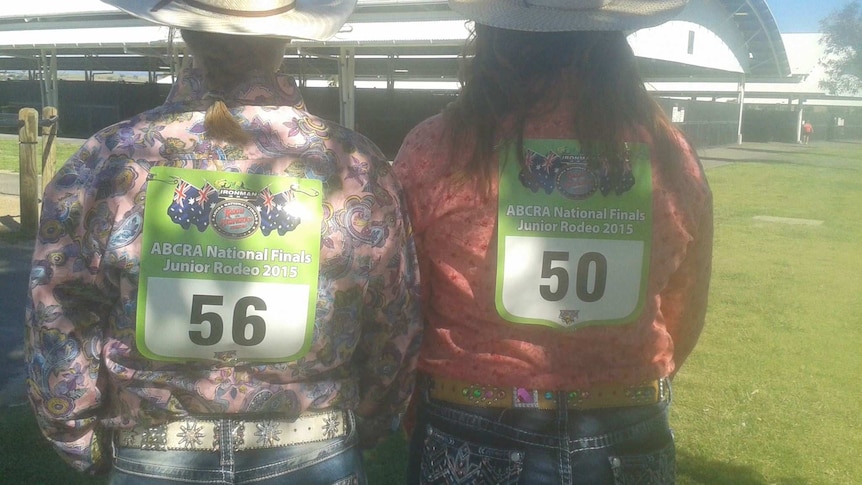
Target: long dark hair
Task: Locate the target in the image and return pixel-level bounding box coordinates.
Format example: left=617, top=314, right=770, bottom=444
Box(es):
left=180, top=30, right=287, bottom=144
left=445, top=24, right=681, bottom=194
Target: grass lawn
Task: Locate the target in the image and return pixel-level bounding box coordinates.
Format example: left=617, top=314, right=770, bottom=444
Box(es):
left=672, top=142, right=862, bottom=484
left=0, top=137, right=83, bottom=173
left=2, top=141, right=860, bottom=483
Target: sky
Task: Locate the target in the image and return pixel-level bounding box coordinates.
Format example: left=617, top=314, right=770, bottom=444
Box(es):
left=768, top=0, right=853, bottom=33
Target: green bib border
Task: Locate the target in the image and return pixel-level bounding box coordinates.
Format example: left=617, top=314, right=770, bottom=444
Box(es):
left=136, top=166, right=323, bottom=363
left=494, top=139, right=653, bottom=330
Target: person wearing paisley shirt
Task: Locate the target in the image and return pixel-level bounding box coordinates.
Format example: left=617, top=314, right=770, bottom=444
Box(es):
left=394, top=0, right=712, bottom=483
left=25, top=1, right=422, bottom=483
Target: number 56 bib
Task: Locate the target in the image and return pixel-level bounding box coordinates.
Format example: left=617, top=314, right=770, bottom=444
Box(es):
left=137, top=167, right=322, bottom=363
left=495, top=140, right=652, bottom=329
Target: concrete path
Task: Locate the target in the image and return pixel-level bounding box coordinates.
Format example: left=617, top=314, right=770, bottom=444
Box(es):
left=0, top=235, right=33, bottom=408
left=697, top=141, right=822, bottom=168
left=0, top=171, right=20, bottom=196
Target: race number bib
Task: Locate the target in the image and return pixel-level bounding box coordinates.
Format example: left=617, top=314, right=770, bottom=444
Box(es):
left=137, top=167, right=323, bottom=363
left=495, top=140, right=653, bottom=329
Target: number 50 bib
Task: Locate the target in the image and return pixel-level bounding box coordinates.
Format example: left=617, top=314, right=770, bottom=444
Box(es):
left=495, top=140, right=652, bottom=329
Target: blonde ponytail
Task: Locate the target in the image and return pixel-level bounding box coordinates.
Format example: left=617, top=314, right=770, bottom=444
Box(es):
left=203, top=93, right=250, bottom=145
left=180, top=28, right=288, bottom=146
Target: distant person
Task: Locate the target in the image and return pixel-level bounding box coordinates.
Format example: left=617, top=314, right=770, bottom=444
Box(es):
left=394, top=0, right=713, bottom=483
left=25, top=1, right=423, bottom=483
left=803, top=120, right=814, bottom=144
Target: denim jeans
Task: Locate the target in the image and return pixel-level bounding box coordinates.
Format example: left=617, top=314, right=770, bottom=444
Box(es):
left=109, top=412, right=365, bottom=485
left=407, top=380, right=675, bottom=485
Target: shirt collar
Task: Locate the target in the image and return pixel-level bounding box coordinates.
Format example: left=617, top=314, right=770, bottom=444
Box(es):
left=165, top=67, right=305, bottom=110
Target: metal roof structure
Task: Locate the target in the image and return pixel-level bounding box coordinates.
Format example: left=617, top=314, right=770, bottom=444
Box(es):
left=707, top=0, right=790, bottom=78
left=0, top=0, right=791, bottom=81
left=4, top=0, right=826, bottom=139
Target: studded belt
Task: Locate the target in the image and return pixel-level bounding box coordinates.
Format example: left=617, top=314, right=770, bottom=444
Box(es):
left=115, top=410, right=348, bottom=452
left=428, top=376, right=669, bottom=410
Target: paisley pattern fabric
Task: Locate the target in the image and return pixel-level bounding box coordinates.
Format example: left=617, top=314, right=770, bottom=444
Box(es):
left=25, top=67, right=423, bottom=473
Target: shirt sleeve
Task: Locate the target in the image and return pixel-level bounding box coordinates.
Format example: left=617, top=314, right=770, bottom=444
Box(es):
left=353, top=155, right=424, bottom=448
left=392, top=120, right=439, bottom=310
left=661, top=144, right=714, bottom=375
left=391, top=118, right=438, bottom=235
left=25, top=139, right=113, bottom=474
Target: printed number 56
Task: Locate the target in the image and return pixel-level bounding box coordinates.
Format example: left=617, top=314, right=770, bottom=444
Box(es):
left=189, top=294, right=267, bottom=346
left=540, top=251, right=608, bottom=303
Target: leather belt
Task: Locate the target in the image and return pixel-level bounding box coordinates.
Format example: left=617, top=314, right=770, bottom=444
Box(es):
left=428, top=377, right=669, bottom=410
left=115, top=410, right=348, bottom=452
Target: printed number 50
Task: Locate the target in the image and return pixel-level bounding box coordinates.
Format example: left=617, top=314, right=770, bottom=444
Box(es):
left=540, top=251, right=608, bottom=303
left=189, top=295, right=267, bottom=346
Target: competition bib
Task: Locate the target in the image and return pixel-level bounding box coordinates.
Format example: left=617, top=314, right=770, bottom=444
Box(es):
left=495, top=140, right=653, bottom=329
left=137, top=167, right=322, bottom=363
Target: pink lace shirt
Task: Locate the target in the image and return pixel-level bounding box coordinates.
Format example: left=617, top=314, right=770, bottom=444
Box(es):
left=393, top=112, right=712, bottom=391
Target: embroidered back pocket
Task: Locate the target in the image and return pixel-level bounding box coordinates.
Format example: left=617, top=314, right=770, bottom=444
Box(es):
left=420, top=424, right=525, bottom=485
left=609, top=439, right=675, bottom=484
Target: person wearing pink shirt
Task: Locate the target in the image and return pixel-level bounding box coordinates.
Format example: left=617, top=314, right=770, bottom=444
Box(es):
left=25, top=1, right=422, bottom=483
left=393, top=0, right=712, bottom=483
left=802, top=121, right=814, bottom=144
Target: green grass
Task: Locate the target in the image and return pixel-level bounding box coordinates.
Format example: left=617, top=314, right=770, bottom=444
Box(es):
left=672, top=142, right=862, bottom=485
left=2, top=141, right=860, bottom=483
left=0, top=137, right=83, bottom=173
left=0, top=406, right=106, bottom=484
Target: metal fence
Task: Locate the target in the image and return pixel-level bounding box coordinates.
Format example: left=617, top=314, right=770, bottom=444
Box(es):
left=3, top=79, right=862, bottom=160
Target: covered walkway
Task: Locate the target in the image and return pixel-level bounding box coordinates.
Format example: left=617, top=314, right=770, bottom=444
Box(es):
left=1, top=1, right=793, bottom=129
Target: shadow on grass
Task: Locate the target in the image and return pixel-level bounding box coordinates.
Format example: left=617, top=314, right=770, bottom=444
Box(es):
left=723, top=146, right=805, bottom=156
left=364, top=432, right=409, bottom=484
left=0, top=406, right=107, bottom=484
left=699, top=140, right=862, bottom=168
left=0, top=228, right=33, bottom=246
left=1, top=405, right=410, bottom=485
left=700, top=155, right=861, bottom=171
left=699, top=156, right=800, bottom=165
left=0, top=214, right=20, bottom=231
left=677, top=449, right=810, bottom=485
left=4, top=407, right=817, bottom=485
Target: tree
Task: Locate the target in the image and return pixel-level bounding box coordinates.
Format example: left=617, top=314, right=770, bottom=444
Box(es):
left=819, top=1, right=862, bottom=94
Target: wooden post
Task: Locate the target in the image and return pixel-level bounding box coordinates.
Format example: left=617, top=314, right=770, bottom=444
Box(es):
left=339, top=47, right=356, bottom=130
left=41, top=106, right=58, bottom=194
left=19, top=108, right=39, bottom=238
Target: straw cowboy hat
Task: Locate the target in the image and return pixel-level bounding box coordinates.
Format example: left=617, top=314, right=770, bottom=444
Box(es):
left=103, top=0, right=356, bottom=41
left=448, top=0, right=688, bottom=32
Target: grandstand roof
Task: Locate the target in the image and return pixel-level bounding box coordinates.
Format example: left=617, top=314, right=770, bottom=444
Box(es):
left=0, top=0, right=792, bottom=82
left=715, top=0, right=790, bottom=78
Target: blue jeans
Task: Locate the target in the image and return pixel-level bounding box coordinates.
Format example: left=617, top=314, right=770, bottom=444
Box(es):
left=109, top=412, right=365, bottom=485
left=407, top=381, right=675, bottom=485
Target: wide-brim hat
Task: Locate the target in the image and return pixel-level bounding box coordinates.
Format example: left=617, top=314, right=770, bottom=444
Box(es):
left=103, top=0, right=356, bottom=41
left=448, top=0, right=688, bottom=32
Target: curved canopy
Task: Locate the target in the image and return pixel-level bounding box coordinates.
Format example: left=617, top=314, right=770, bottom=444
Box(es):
left=0, top=0, right=791, bottom=81
left=710, top=0, right=790, bottom=77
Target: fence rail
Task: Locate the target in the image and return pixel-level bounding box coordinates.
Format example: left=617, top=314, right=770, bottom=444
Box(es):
left=3, top=107, right=58, bottom=237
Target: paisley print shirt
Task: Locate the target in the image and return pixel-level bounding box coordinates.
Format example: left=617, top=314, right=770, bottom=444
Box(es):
left=25, top=68, right=422, bottom=473
left=393, top=112, right=712, bottom=391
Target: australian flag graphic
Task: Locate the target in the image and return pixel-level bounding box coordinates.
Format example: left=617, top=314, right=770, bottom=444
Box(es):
left=520, top=149, right=563, bottom=194
left=167, top=180, right=221, bottom=232
left=166, top=177, right=308, bottom=237
left=255, top=186, right=301, bottom=236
